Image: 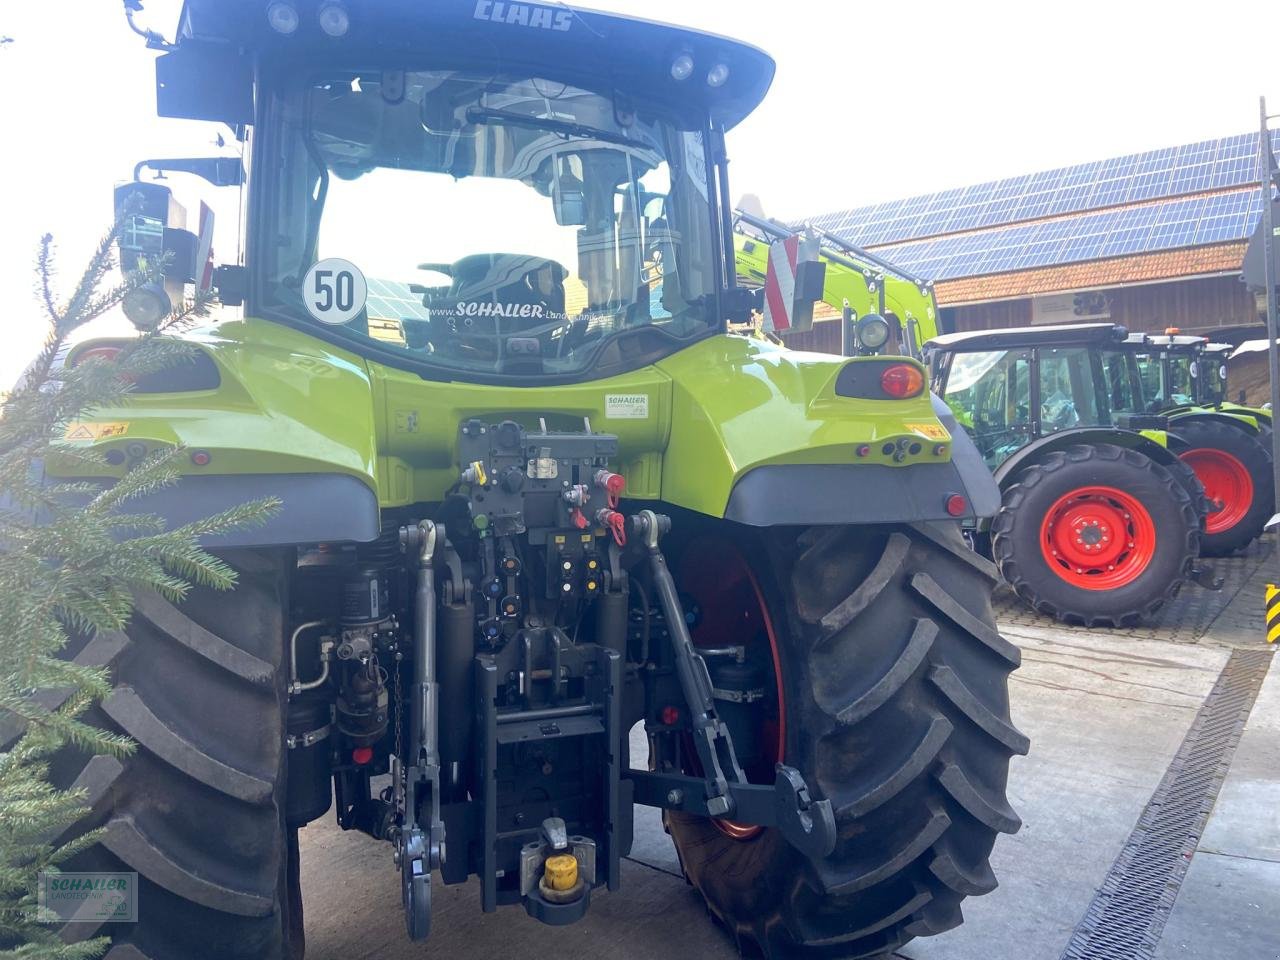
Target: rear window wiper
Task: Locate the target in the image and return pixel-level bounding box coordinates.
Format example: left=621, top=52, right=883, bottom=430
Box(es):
left=464, top=106, right=637, bottom=149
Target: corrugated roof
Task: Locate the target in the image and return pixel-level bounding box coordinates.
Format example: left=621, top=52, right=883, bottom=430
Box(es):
left=932, top=241, right=1248, bottom=306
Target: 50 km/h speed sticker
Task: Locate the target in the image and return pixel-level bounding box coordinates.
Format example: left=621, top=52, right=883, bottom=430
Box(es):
left=303, top=258, right=368, bottom=326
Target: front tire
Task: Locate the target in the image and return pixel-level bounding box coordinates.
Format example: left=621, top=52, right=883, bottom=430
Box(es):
left=992, top=444, right=1199, bottom=627
left=668, top=522, right=1024, bottom=958
left=54, top=550, right=298, bottom=960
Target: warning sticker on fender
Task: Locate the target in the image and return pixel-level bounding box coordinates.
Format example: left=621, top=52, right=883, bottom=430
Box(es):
left=905, top=421, right=949, bottom=441
left=64, top=422, right=129, bottom=441
left=605, top=394, right=649, bottom=419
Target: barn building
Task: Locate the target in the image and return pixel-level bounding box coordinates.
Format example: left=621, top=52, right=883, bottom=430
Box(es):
left=807, top=132, right=1278, bottom=340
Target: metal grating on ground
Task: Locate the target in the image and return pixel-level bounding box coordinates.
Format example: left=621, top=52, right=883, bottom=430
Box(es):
left=993, top=539, right=1274, bottom=643
left=1058, top=648, right=1274, bottom=960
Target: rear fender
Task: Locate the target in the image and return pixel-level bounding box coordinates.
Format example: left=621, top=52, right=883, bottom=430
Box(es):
left=1167, top=409, right=1263, bottom=437
left=992, top=428, right=1184, bottom=489
left=46, top=321, right=382, bottom=546
left=659, top=338, right=1000, bottom=525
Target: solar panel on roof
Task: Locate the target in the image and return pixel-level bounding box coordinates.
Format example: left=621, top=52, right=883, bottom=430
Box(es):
left=808, top=129, right=1280, bottom=250
left=867, top=191, right=1262, bottom=282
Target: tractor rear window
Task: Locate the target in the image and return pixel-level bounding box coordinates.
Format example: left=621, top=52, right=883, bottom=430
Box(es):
left=259, top=70, right=718, bottom=379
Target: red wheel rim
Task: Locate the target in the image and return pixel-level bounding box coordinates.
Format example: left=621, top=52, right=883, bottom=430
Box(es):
left=1039, top=486, right=1157, bottom=590
left=677, top=538, right=785, bottom=842
left=1179, top=448, right=1254, bottom=534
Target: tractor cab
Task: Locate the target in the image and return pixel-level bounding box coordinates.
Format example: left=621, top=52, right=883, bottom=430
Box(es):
left=120, top=0, right=830, bottom=382
left=1118, top=332, right=1211, bottom=411
left=924, top=322, right=1138, bottom=470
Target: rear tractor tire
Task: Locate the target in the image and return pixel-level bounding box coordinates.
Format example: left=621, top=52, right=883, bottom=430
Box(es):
left=1172, top=418, right=1273, bottom=556
left=668, top=522, right=1025, bottom=958
left=992, top=443, right=1199, bottom=627
left=51, top=550, right=298, bottom=960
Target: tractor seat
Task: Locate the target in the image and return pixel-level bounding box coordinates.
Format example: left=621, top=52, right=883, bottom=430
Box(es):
left=413, top=253, right=568, bottom=358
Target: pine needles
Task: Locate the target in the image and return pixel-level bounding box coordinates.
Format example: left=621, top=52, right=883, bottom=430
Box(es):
left=0, top=216, right=278, bottom=957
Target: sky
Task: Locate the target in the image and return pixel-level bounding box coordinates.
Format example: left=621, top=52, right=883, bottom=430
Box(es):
left=1, top=0, right=1277, bottom=383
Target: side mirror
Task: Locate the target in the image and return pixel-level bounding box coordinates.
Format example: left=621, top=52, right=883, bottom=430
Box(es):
left=156, top=43, right=253, bottom=125
left=761, top=231, right=825, bottom=335
left=722, top=286, right=762, bottom=323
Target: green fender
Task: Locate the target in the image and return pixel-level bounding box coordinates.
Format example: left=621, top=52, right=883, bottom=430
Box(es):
left=1164, top=406, right=1263, bottom=436
left=991, top=427, right=1182, bottom=488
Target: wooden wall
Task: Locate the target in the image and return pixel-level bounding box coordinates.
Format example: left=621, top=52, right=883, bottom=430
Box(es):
left=943, top=275, right=1258, bottom=336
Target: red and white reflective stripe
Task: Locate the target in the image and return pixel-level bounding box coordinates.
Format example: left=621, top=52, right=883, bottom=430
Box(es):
left=196, top=201, right=216, bottom=295
left=762, top=234, right=800, bottom=333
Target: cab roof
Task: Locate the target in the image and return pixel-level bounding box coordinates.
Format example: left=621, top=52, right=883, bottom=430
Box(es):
left=171, top=0, right=775, bottom=130
left=924, top=322, right=1125, bottom=352
left=1123, top=332, right=1206, bottom=351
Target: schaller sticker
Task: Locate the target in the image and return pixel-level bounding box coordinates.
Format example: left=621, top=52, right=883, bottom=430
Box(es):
left=604, top=394, right=649, bottom=419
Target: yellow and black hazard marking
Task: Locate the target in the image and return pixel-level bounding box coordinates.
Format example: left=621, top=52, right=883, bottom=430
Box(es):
left=63, top=421, right=128, bottom=441
left=1267, top=584, right=1280, bottom=644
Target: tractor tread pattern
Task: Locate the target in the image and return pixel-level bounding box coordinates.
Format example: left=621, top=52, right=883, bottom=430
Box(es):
left=834, top=715, right=953, bottom=820
left=132, top=591, right=274, bottom=684
left=102, top=817, right=274, bottom=917
left=815, top=802, right=952, bottom=895
left=102, top=686, right=274, bottom=804
left=928, top=848, right=998, bottom=896
left=929, top=665, right=1030, bottom=755
left=60, top=550, right=292, bottom=959
left=818, top=532, right=912, bottom=636
left=0, top=631, right=129, bottom=749
left=910, top=572, right=1021, bottom=665
left=670, top=523, right=1022, bottom=958
left=831, top=618, right=936, bottom=726
left=935, top=761, right=1022, bottom=834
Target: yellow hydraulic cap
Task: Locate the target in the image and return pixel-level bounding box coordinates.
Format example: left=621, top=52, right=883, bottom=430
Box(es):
left=544, top=854, right=579, bottom=891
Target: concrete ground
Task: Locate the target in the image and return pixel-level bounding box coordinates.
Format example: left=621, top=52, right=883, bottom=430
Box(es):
left=299, top=543, right=1280, bottom=960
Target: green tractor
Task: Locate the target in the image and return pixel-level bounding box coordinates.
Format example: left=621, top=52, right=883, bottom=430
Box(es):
left=924, top=322, right=1220, bottom=627
left=1126, top=332, right=1272, bottom=431
left=38, top=3, right=1024, bottom=958
left=732, top=208, right=941, bottom=357
left=1117, top=333, right=1274, bottom=554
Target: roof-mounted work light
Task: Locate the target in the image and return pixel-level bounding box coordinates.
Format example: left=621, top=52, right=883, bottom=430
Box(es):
left=265, top=1, right=299, bottom=34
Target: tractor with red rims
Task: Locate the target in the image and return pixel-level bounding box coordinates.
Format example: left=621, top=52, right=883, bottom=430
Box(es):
left=1112, top=333, right=1274, bottom=554
left=924, top=322, right=1220, bottom=627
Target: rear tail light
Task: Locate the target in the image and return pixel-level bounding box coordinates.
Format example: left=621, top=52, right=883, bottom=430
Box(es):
left=71, top=345, right=124, bottom=366
left=945, top=493, right=968, bottom=517
left=880, top=363, right=925, bottom=398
